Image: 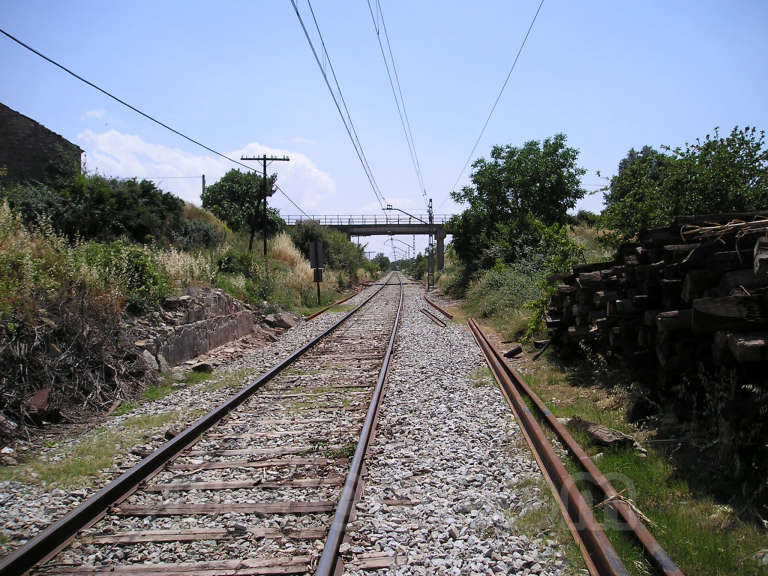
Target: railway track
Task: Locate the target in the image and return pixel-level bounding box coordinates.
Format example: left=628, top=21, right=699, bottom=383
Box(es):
left=0, top=273, right=404, bottom=576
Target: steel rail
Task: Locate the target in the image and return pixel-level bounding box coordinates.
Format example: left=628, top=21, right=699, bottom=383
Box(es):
left=419, top=307, right=446, bottom=327
left=304, top=287, right=361, bottom=320
left=468, top=318, right=629, bottom=576
left=469, top=320, right=684, bottom=576
left=0, top=276, right=398, bottom=576
left=315, top=273, right=404, bottom=576
left=423, top=291, right=453, bottom=320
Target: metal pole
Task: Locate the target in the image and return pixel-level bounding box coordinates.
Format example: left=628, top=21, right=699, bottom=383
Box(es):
left=262, top=155, right=268, bottom=259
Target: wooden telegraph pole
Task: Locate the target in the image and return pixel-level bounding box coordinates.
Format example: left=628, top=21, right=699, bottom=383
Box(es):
left=240, top=154, right=290, bottom=258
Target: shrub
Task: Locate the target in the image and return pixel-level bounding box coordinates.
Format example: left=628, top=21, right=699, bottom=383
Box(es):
left=76, top=241, right=171, bottom=314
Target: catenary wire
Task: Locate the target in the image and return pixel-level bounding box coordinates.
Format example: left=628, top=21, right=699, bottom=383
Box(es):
left=366, top=0, right=427, bottom=207
left=290, top=0, right=387, bottom=210
left=437, top=0, right=545, bottom=211
left=0, top=27, right=311, bottom=218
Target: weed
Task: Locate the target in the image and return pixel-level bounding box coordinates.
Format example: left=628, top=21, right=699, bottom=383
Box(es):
left=325, top=442, right=357, bottom=460
left=185, top=371, right=213, bottom=385
left=469, top=365, right=494, bottom=388
left=113, top=401, right=139, bottom=416
left=203, top=369, right=252, bottom=392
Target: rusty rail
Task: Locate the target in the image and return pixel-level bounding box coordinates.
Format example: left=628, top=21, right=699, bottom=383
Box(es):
left=469, top=318, right=629, bottom=576
left=469, top=320, right=683, bottom=576
left=423, top=291, right=453, bottom=320
left=315, top=274, right=404, bottom=575
left=304, top=287, right=361, bottom=320
left=0, top=277, right=398, bottom=576
left=420, top=307, right=447, bottom=327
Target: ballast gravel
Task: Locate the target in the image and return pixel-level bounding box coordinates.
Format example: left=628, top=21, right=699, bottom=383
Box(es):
left=341, top=284, right=574, bottom=575
left=1, top=280, right=576, bottom=575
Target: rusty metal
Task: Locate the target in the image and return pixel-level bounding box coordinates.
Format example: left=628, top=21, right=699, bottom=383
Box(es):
left=423, top=292, right=453, bottom=319
left=0, top=279, right=395, bottom=576
left=419, top=307, right=446, bottom=327
left=304, top=287, right=360, bottom=320
left=469, top=318, right=629, bottom=576
left=315, top=275, right=403, bottom=576
left=470, top=320, right=684, bottom=576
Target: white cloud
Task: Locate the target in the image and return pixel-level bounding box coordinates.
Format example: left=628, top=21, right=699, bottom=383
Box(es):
left=76, top=130, right=336, bottom=212
left=84, top=108, right=106, bottom=119
left=290, top=136, right=317, bottom=146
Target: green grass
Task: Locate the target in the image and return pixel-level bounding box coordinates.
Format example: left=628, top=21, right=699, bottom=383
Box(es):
left=324, top=441, right=357, bottom=460
left=184, top=371, right=214, bottom=385
left=469, top=365, right=494, bottom=388
left=0, top=411, right=182, bottom=487
left=203, top=368, right=251, bottom=392
left=521, top=354, right=768, bottom=576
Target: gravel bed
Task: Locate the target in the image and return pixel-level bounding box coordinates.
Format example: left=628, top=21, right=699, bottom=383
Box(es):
left=1, top=277, right=577, bottom=574
left=341, top=284, right=575, bottom=575
left=0, top=283, right=382, bottom=560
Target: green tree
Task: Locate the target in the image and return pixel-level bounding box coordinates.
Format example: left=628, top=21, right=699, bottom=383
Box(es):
left=2, top=174, right=184, bottom=245
left=602, top=126, right=768, bottom=243
left=289, top=221, right=366, bottom=277
left=201, top=169, right=282, bottom=252
left=448, top=134, right=586, bottom=271
left=372, top=253, right=391, bottom=272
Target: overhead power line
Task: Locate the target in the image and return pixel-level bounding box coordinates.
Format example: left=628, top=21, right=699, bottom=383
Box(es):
left=0, top=27, right=310, bottom=218
left=290, top=0, right=387, bottom=210
left=366, top=0, right=427, bottom=208
left=438, top=0, right=545, bottom=211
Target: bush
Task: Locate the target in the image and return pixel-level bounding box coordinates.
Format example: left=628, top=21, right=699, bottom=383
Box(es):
left=1, top=174, right=185, bottom=246
left=76, top=241, right=171, bottom=314
left=602, top=126, right=768, bottom=244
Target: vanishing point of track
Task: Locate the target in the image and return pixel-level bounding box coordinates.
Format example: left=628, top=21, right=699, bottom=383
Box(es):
left=0, top=273, right=404, bottom=576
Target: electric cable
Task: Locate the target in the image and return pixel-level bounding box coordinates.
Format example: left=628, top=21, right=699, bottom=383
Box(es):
left=366, top=0, right=427, bottom=207
left=437, top=0, right=545, bottom=211
left=290, top=0, right=387, bottom=209
left=0, top=27, right=311, bottom=217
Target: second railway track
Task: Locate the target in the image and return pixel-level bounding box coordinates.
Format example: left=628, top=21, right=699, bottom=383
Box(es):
left=1, top=273, right=404, bottom=576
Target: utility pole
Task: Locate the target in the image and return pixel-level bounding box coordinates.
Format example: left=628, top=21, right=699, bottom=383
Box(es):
left=202, top=174, right=206, bottom=197
left=240, top=154, right=290, bottom=258
left=427, top=198, right=435, bottom=290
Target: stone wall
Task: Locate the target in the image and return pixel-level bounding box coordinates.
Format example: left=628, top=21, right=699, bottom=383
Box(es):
left=0, top=102, right=82, bottom=184
left=127, top=288, right=259, bottom=370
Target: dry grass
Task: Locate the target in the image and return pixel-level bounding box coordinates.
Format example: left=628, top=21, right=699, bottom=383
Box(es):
left=269, top=233, right=313, bottom=282
left=154, top=246, right=217, bottom=289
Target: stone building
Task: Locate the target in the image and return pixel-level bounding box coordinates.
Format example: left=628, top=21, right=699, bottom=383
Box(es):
left=0, top=102, right=82, bottom=184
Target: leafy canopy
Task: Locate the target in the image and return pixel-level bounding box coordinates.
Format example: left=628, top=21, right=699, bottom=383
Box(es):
left=602, top=126, right=768, bottom=243
left=201, top=169, right=284, bottom=250
left=448, top=133, right=586, bottom=271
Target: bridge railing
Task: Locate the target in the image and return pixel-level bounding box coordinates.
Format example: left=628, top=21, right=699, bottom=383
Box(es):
left=282, top=214, right=451, bottom=226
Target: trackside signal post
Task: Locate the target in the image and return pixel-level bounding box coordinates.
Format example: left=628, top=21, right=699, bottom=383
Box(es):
left=309, top=240, right=324, bottom=305
left=240, top=154, right=290, bottom=259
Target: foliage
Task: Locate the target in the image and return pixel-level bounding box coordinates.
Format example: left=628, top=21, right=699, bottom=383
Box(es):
left=602, top=126, right=768, bottom=244
left=403, top=252, right=427, bottom=280
left=449, top=134, right=586, bottom=273
left=171, top=203, right=231, bottom=251
left=76, top=241, right=172, bottom=314
left=371, top=252, right=391, bottom=272
left=289, top=221, right=369, bottom=281
left=201, top=169, right=284, bottom=251
left=0, top=203, right=154, bottom=443
left=1, top=174, right=185, bottom=245
left=466, top=257, right=546, bottom=318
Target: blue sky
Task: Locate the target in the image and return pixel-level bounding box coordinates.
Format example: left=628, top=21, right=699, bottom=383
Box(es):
left=2, top=1, right=767, bottom=256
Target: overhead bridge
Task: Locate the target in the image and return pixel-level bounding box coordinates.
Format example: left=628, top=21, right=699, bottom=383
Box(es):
left=284, top=214, right=450, bottom=269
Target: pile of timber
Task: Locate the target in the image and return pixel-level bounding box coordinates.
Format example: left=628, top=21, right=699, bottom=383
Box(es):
left=547, top=212, right=768, bottom=380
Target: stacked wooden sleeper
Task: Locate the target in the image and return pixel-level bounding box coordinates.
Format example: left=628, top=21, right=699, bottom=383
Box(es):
left=547, top=212, right=768, bottom=376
